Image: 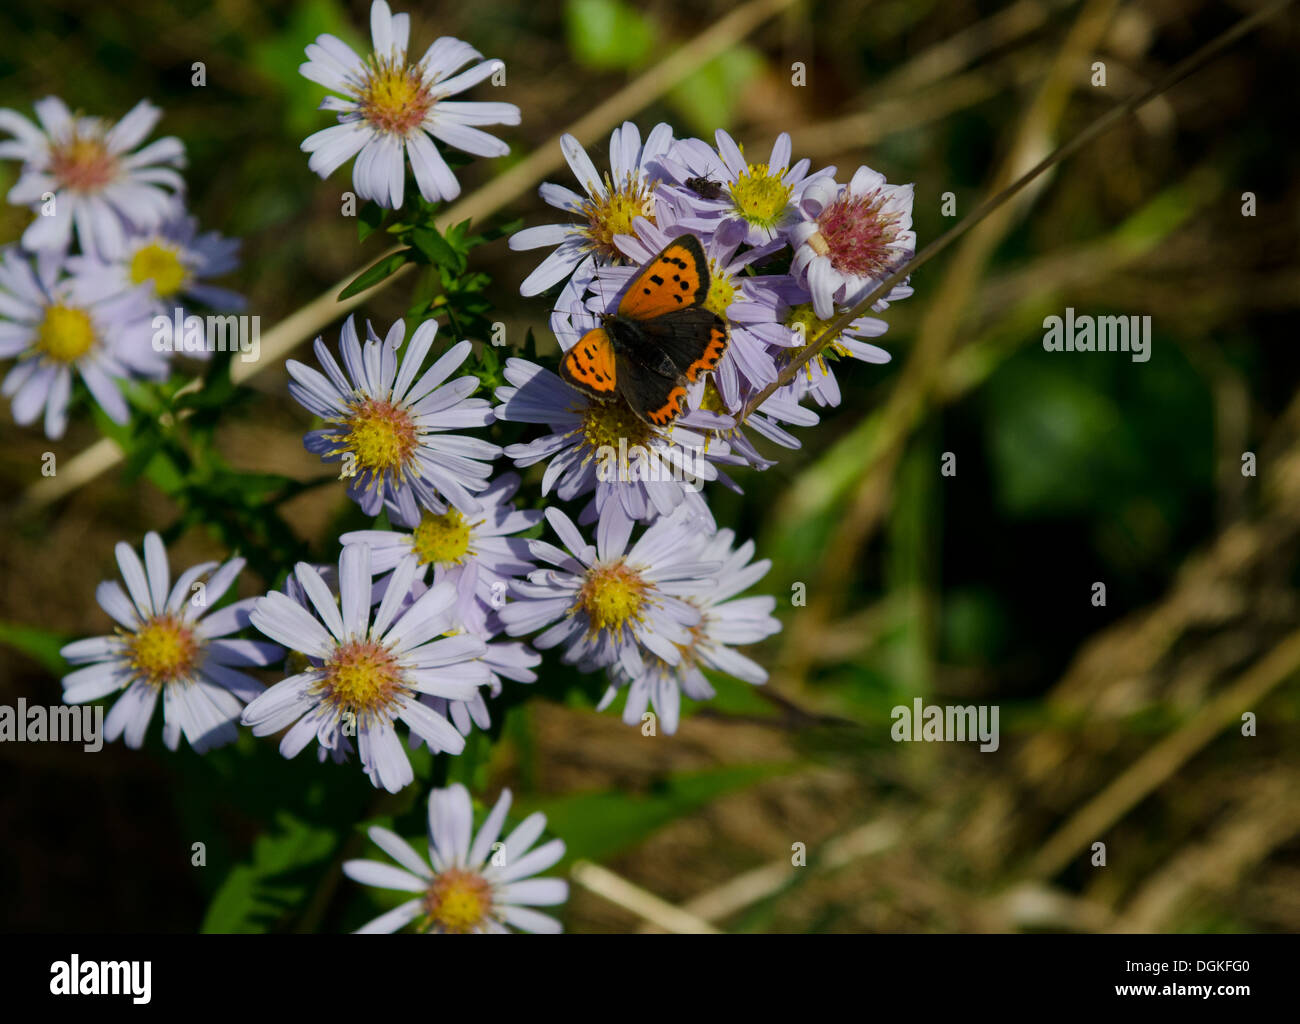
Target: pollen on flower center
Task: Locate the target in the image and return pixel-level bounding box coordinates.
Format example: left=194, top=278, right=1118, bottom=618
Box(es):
left=412, top=508, right=472, bottom=566
left=423, top=868, right=493, bottom=933
left=580, top=173, right=657, bottom=262
left=577, top=560, right=649, bottom=635
left=130, top=242, right=187, bottom=297
left=704, top=258, right=735, bottom=318
left=357, top=56, right=435, bottom=136
left=340, top=398, right=418, bottom=474
left=812, top=189, right=903, bottom=278
left=36, top=304, right=97, bottom=363
left=48, top=132, right=118, bottom=192
left=129, top=615, right=199, bottom=687
left=320, top=638, right=403, bottom=715
left=580, top=395, right=655, bottom=452
left=729, top=163, right=793, bottom=229
left=785, top=302, right=852, bottom=364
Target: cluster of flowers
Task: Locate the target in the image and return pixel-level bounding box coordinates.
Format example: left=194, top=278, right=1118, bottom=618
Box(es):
left=44, top=0, right=916, bottom=933
left=0, top=97, right=243, bottom=438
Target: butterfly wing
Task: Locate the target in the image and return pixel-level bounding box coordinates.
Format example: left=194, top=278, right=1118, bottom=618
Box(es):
left=617, top=235, right=711, bottom=319
left=616, top=354, right=691, bottom=428
left=559, top=327, right=619, bottom=399
left=632, top=307, right=729, bottom=383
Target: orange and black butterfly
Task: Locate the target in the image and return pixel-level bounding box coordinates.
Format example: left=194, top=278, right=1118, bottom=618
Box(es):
left=559, top=234, right=729, bottom=428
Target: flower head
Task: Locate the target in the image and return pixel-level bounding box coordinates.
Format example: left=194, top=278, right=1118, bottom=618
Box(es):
left=243, top=544, right=491, bottom=792
left=299, top=0, right=519, bottom=208
left=508, top=121, right=674, bottom=296
left=344, top=783, right=567, bottom=933
left=0, top=247, right=161, bottom=438
left=790, top=164, right=916, bottom=319
left=287, top=316, right=500, bottom=520
left=60, top=532, right=278, bottom=752
left=601, top=525, right=780, bottom=733
left=499, top=505, right=718, bottom=677
left=0, top=97, right=186, bottom=258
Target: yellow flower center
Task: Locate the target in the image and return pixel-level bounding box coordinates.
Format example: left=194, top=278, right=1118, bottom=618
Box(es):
left=728, top=163, right=793, bottom=229
left=48, top=132, right=118, bottom=192
left=36, top=304, right=97, bottom=364
left=784, top=302, right=853, bottom=369
left=698, top=379, right=728, bottom=415
left=580, top=173, right=657, bottom=262
left=129, top=615, right=199, bottom=687
left=704, top=258, right=735, bottom=318
left=339, top=398, right=418, bottom=475
left=357, top=57, right=435, bottom=136
left=580, top=395, right=655, bottom=452
left=422, top=868, right=493, bottom=933
left=130, top=242, right=187, bottom=297
left=319, top=638, right=402, bottom=718
left=577, top=560, right=648, bottom=635
left=412, top=508, right=472, bottom=566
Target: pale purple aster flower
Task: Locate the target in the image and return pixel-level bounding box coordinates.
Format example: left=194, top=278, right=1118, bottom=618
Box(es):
left=508, top=121, right=674, bottom=296
left=344, top=783, right=567, bottom=933
left=299, top=0, right=519, bottom=208
left=0, top=97, right=185, bottom=259
left=243, top=544, right=491, bottom=793
left=601, top=526, right=780, bottom=733
left=60, top=532, right=278, bottom=753
left=340, top=470, right=541, bottom=635
left=780, top=296, right=891, bottom=408
left=499, top=505, right=718, bottom=677
left=0, top=246, right=161, bottom=438
left=287, top=316, right=500, bottom=520
left=492, top=356, right=724, bottom=531
left=790, top=164, right=916, bottom=319
left=658, top=129, right=834, bottom=247
left=70, top=199, right=244, bottom=319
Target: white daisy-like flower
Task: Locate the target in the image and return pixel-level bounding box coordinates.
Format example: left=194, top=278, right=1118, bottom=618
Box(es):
left=287, top=315, right=501, bottom=520
left=344, top=783, right=567, bottom=933
left=341, top=471, right=541, bottom=636
left=790, top=164, right=916, bottom=320
left=601, top=525, right=780, bottom=733
left=60, top=532, right=279, bottom=753
left=499, top=504, right=719, bottom=677
left=70, top=199, right=244, bottom=318
left=508, top=121, right=674, bottom=296
left=660, top=129, right=835, bottom=247
left=299, top=0, right=519, bottom=209
left=0, top=96, right=185, bottom=259
left=0, top=246, right=161, bottom=439
left=243, top=544, right=491, bottom=793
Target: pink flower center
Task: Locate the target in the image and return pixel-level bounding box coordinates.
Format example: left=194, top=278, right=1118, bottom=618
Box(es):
left=811, top=189, right=903, bottom=279
left=48, top=134, right=119, bottom=193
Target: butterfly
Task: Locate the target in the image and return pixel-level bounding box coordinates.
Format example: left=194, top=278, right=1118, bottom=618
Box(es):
left=684, top=176, right=728, bottom=201
left=559, top=234, right=729, bottom=428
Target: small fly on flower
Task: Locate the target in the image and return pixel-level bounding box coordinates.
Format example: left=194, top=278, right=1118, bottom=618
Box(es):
left=684, top=175, right=728, bottom=201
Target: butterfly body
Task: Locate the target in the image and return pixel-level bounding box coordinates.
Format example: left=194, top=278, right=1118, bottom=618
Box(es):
left=560, top=235, right=729, bottom=428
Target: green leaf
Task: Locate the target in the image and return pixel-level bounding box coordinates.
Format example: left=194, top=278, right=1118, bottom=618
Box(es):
left=201, top=812, right=339, bottom=934
left=338, top=249, right=411, bottom=300
left=565, top=0, right=656, bottom=70
left=357, top=201, right=386, bottom=243
left=410, top=226, right=463, bottom=274
left=0, top=620, right=70, bottom=674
